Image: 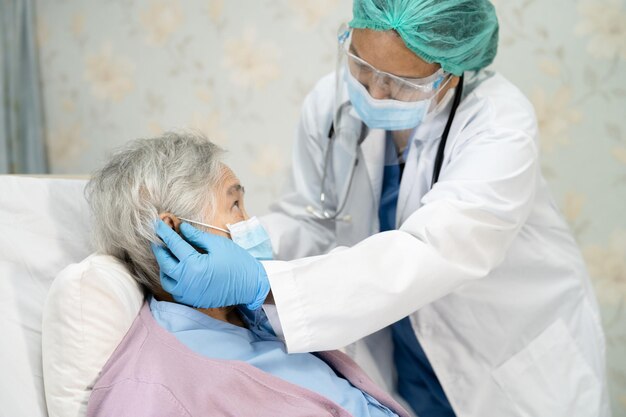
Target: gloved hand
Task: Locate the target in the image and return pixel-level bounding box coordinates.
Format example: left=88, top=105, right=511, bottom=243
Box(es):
left=150, top=220, right=270, bottom=310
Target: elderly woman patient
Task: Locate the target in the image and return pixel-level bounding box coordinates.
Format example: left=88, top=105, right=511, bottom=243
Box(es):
left=85, top=132, right=410, bottom=417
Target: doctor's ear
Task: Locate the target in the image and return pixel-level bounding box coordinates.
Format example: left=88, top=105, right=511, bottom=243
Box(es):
left=159, top=212, right=182, bottom=233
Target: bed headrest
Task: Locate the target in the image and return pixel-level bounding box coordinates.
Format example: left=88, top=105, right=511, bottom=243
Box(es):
left=0, top=176, right=91, bottom=417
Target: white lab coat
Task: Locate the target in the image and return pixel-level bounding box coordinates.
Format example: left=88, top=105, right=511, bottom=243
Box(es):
left=260, top=70, right=610, bottom=417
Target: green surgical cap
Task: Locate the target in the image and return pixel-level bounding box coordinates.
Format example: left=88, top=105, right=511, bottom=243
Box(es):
left=350, top=0, right=499, bottom=76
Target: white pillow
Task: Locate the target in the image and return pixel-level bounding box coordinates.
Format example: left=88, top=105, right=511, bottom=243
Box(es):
left=0, top=176, right=91, bottom=417
left=42, top=254, right=144, bottom=417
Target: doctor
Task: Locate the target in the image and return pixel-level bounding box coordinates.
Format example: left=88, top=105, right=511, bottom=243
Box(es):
left=152, top=0, right=610, bottom=416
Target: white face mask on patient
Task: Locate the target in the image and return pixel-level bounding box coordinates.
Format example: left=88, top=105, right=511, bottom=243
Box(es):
left=178, top=216, right=274, bottom=261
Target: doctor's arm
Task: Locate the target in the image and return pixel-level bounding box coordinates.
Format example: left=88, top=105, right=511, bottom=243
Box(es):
left=265, top=113, right=540, bottom=353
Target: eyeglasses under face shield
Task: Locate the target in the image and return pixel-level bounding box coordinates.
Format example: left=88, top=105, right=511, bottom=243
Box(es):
left=337, top=24, right=451, bottom=102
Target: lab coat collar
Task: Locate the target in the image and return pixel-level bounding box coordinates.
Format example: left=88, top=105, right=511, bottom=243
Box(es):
left=360, top=128, right=386, bottom=209
left=396, top=88, right=457, bottom=226
left=413, top=87, right=457, bottom=144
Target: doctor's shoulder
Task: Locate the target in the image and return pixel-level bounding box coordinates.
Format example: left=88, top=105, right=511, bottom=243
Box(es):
left=453, top=70, right=539, bottom=148
left=298, top=72, right=337, bottom=140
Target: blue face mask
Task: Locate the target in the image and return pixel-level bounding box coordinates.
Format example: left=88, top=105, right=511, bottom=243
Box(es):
left=178, top=216, right=274, bottom=261
left=344, top=69, right=433, bottom=131
left=226, top=216, right=274, bottom=261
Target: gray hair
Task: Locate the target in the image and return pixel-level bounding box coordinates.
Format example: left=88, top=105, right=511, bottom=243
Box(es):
left=85, top=131, right=225, bottom=294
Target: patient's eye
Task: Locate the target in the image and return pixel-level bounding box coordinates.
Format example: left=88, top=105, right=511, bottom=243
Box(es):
left=227, top=184, right=245, bottom=212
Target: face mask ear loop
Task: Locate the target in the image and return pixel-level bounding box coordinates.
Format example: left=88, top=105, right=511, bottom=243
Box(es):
left=178, top=217, right=231, bottom=235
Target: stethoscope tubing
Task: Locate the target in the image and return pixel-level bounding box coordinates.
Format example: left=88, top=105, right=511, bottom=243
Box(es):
left=431, top=74, right=464, bottom=188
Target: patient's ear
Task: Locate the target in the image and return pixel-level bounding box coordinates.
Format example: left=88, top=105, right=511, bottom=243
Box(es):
left=159, top=212, right=182, bottom=233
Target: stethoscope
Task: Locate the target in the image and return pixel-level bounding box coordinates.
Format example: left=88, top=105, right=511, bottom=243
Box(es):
left=306, top=74, right=465, bottom=222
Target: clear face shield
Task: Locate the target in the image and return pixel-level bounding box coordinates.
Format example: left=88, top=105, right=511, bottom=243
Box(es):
left=303, top=27, right=370, bottom=222
left=334, top=23, right=453, bottom=131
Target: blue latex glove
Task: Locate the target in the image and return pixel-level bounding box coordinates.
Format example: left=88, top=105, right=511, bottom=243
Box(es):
left=150, top=220, right=270, bottom=310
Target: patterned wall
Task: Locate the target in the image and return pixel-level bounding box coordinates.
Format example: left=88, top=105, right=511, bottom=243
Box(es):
left=36, top=0, right=626, bottom=413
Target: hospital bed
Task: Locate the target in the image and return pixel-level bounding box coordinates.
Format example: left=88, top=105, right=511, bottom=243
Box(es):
left=0, top=175, right=145, bottom=417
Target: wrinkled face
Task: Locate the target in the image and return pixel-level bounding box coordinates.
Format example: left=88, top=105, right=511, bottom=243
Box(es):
left=159, top=165, right=248, bottom=240
left=204, top=166, right=248, bottom=238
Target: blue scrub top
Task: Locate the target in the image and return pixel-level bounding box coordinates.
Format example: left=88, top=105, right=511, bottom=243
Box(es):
left=149, top=297, right=397, bottom=417
left=378, top=133, right=456, bottom=417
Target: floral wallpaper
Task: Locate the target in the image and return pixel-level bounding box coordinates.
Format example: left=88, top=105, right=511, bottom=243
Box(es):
left=36, top=0, right=626, bottom=414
